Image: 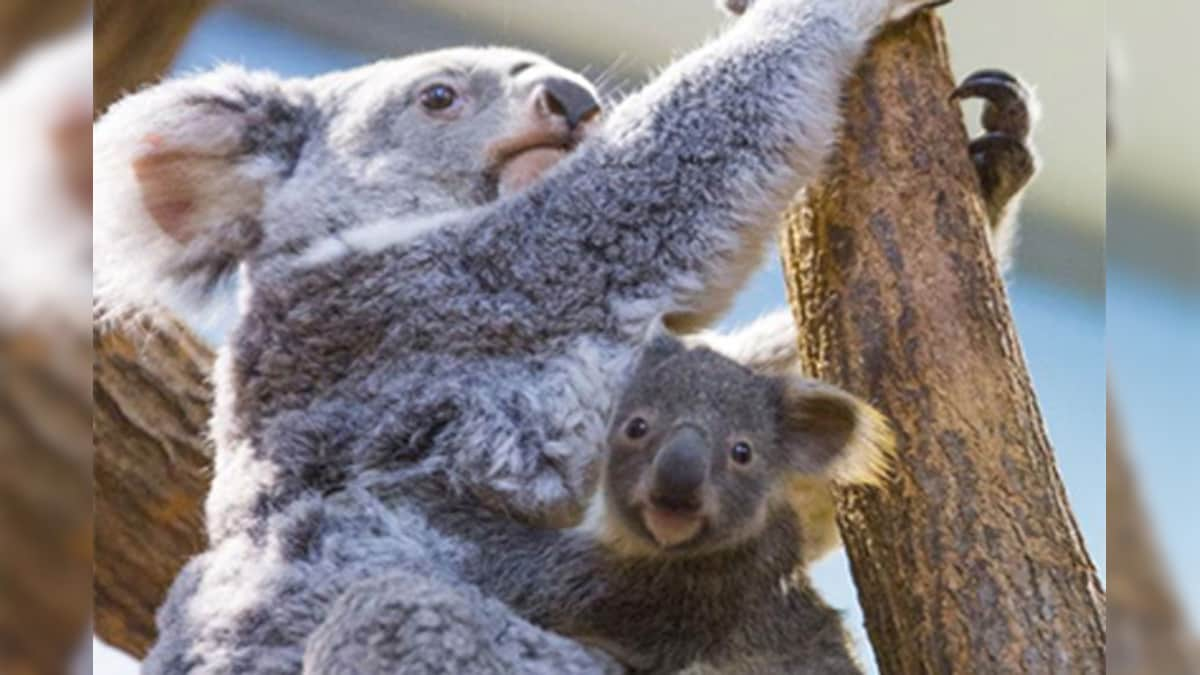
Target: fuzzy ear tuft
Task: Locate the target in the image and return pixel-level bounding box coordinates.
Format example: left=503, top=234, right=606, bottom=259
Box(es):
left=776, top=377, right=894, bottom=487
left=93, top=65, right=301, bottom=320
left=633, top=316, right=687, bottom=372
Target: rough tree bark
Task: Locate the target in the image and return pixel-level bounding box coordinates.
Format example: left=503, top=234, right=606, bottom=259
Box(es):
left=92, top=0, right=218, bottom=659
left=93, top=321, right=215, bottom=658
left=779, top=13, right=1106, bottom=673
left=91, top=4, right=1115, bottom=670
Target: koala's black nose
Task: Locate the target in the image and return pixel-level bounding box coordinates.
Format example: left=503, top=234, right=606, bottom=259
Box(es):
left=649, top=427, right=709, bottom=512
left=537, top=77, right=601, bottom=130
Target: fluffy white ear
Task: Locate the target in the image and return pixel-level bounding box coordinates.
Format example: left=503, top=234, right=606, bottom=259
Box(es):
left=93, top=65, right=304, bottom=319
left=686, top=309, right=798, bottom=376
left=776, top=377, right=894, bottom=487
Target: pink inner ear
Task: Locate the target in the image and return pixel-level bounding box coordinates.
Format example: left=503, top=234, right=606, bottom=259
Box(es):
left=134, top=150, right=200, bottom=243
left=130, top=135, right=265, bottom=246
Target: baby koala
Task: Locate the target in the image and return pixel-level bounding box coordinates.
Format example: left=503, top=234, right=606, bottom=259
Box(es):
left=441, top=331, right=893, bottom=674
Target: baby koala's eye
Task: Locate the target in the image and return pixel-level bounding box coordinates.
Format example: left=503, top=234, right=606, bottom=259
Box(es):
left=730, top=441, right=753, bottom=466
left=419, top=83, right=459, bottom=112
left=624, top=417, right=650, bottom=440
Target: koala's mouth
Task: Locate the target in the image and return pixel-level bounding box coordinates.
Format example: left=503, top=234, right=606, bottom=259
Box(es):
left=488, top=129, right=582, bottom=196
left=641, top=506, right=706, bottom=549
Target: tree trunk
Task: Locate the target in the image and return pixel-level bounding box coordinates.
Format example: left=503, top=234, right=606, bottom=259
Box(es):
left=92, top=0, right=218, bottom=658
left=779, top=14, right=1106, bottom=674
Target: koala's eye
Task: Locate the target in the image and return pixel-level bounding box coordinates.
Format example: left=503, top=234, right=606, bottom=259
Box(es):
left=419, top=83, right=459, bottom=112
left=624, top=417, right=650, bottom=440
left=730, top=442, right=753, bottom=465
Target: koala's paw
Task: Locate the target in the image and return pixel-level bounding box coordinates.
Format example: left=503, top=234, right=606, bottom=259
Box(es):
left=888, top=0, right=951, bottom=23
left=951, top=69, right=1039, bottom=227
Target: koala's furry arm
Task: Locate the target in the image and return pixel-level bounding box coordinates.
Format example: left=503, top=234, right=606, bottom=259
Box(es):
left=304, top=571, right=623, bottom=675
left=95, top=1, right=946, bottom=672
left=322, top=0, right=947, bottom=334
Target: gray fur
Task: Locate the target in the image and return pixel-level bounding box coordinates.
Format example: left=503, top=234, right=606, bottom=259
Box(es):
left=94, top=0, right=948, bottom=672
left=316, top=341, right=882, bottom=674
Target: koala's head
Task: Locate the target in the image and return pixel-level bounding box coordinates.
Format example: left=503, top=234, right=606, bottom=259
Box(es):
left=595, top=335, right=892, bottom=558
left=94, top=47, right=599, bottom=315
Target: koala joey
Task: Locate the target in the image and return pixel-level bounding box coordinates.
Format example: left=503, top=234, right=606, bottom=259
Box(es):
left=409, top=334, right=892, bottom=674
left=310, top=334, right=887, bottom=674
left=91, top=0, right=1037, bottom=671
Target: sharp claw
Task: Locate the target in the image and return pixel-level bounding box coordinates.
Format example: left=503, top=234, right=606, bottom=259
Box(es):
left=960, top=69, right=1019, bottom=87
left=952, top=74, right=1031, bottom=138
left=950, top=69, right=1032, bottom=140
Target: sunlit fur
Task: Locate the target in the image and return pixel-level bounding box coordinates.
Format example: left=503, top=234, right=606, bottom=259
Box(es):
left=422, top=338, right=889, bottom=673
left=95, top=0, right=941, bottom=672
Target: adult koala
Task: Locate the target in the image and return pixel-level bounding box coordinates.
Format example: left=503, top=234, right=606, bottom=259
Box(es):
left=94, top=0, right=1035, bottom=671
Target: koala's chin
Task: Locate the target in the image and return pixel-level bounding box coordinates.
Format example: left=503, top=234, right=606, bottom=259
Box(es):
left=497, top=146, right=570, bottom=196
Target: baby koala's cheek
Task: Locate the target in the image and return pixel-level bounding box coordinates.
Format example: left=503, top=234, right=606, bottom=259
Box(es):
left=498, top=147, right=567, bottom=195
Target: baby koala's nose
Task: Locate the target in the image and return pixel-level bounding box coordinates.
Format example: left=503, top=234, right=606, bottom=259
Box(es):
left=649, top=428, right=709, bottom=513
left=536, top=77, right=601, bottom=130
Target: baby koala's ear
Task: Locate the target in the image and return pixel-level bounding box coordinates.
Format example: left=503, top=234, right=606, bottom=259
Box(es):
left=94, top=65, right=309, bottom=317
left=633, top=318, right=687, bottom=372
left=776, top=377, right=894, bottom=487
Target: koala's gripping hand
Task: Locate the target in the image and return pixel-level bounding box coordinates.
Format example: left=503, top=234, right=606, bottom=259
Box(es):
left=478, top=0, right=960, bottom=335
left=304, top=572, right=623, bottom=675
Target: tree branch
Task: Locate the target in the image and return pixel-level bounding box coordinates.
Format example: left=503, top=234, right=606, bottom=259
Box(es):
left=0, top=0, right=89, bottom=72
left=1, top=4, right=95, bottom=673
left=0, top=330, right=91, bottom=674
left=93, top=320, right=215, bottom=657
left=94, top=0, right=215, bottom=116
left=780, top=13, right=1106, bottom=672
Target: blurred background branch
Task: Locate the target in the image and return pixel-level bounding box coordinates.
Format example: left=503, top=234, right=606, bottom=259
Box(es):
left=94, top=0, right=215, bottom=115
left=1105, top=40, right=1199, bottom=674
left=0, top=3, right=91, bottom=673
left=0, top=333, right=91, bottom=674
left=0, top=0, right=89, bottom=72
left=1107, top=396, right=1198, bottom=674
